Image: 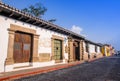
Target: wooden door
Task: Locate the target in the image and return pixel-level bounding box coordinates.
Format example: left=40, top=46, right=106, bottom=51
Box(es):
left=14, top=32, right=32, bottom=63
left=54, top=39, right=62, bottom=60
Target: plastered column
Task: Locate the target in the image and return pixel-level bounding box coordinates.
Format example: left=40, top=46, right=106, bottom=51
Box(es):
left=84, top=42, right=89, bottom=61
left=5, top=29, right=15, bottom=65
left=87, top=43, right=90, bottom=59
left=32, top=34, right=40, bottom=62
left=68, top=38, right=74, bottom=62
left=80, top=40, right=84, bottom=60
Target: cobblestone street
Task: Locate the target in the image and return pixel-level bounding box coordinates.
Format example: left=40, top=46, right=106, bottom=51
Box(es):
left=14, top=55, right=120, bottom=81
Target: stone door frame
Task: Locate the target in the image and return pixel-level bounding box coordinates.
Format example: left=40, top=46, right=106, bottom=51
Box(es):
left=5, top=24, right=40, bottom=65
left=68, top=37, right=84, bottom=62
left=51, top=35, right=64, bottom=63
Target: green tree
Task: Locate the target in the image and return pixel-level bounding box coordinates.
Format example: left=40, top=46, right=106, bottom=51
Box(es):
left=22, top=3, right=56, bottom=23
left=48, top=19, right=56, bottom=23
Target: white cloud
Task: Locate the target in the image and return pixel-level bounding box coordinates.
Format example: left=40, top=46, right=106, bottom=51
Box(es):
left=70, top=25, right=87, bottom=37
left=70, top=25, right=86, bottom=37
left=70, top=25, right=83, bottom=34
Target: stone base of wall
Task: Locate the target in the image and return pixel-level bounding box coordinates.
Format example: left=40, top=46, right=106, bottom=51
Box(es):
left=97, top=53, right=103, bottom=58
left=83, top=53, right=89, bottom=61
left=5, top=61, right=56, bottom=72
left=55, top=60, right=63, bottom=63
left=91, top=53, right=97, bottom=59
left=68, top=58, right=74, bottom=62
left=39, top=53, right=51, bottom=62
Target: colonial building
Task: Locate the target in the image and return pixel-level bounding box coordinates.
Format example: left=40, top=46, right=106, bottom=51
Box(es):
left=83, top=40, right=103, bottom=60
left=0, top=2, right=113, bottom=73
left=101, top=44, right=115, bottom=56
left=95, top=43, right=103, bottom=58
left=0, top=2, right=86, bottom=73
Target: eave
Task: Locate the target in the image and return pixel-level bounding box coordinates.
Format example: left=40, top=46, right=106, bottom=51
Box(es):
left=0, top=2, right=85, bottom=40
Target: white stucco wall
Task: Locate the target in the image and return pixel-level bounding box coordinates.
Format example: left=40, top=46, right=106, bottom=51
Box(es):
left=97, top=46, right=101, bottom=53
left=0, top=16, right=9, bottom=72
left=89, top=44, right=96, bottom=54
left=37, top=27, right=69, bottom=61
left=0, top=15, right=69, bottom=72
left=37, top=28, right=68, bottom=55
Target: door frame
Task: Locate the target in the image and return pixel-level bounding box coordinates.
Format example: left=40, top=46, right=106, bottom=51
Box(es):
left=51, top=35, right=64, bottom=63
left=68, top=37, right=83, bottom=62
left=54, top=39, right=62, bottom=61
left=5, top=24, right=40, bottom=66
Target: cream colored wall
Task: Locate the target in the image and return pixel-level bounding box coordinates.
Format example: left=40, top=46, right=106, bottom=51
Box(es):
left=89, top=44, right=96, bottom=54
left=0, top=15, right=69, bottom=72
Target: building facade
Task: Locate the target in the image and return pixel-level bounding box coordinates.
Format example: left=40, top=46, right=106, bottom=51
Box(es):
left=0, top=2, right=86, bottom=73
left=101, top=44, right=115, bottom=56
left=0, top=2, right=114, bottom=73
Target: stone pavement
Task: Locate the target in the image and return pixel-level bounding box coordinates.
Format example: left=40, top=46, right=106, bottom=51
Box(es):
left=0, top=60, right=86, bottom=81
left=13, top=55, right=120, bottom=81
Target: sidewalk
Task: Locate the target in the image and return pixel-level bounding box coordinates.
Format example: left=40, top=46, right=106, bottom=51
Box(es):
left=0, top=61, right=85, bottom=81
left=0, top=57, right=104, bottom=81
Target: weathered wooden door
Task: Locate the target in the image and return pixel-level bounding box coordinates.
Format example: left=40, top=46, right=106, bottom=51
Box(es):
left=13, top=32, right=32, bottom=63
left=54, top=39, right=62, bottom=60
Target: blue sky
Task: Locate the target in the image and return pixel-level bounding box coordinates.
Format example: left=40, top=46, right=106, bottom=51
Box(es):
left=2, top=0, right=120, bottom=50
